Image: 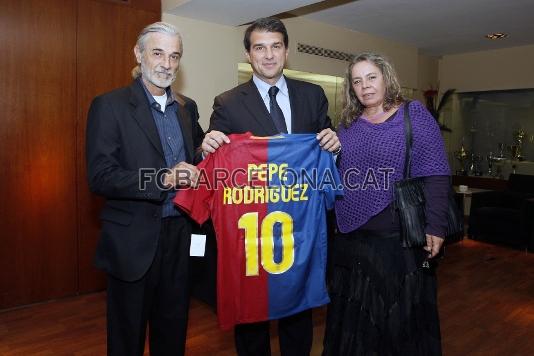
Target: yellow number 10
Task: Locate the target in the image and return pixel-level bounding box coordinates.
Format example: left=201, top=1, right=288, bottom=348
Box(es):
left=238, top=211, right=295, bottom=276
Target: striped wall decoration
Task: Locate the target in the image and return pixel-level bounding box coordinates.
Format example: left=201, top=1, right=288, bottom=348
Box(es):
left=297, top=43, right=354, bottom=62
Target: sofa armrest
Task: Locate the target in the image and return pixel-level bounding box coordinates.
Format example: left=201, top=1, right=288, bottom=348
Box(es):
left=470, top=190, right=533, bottom=210
left=470, top=190, right=505, bottom=210
left=524, top=198, right=534, bottom=252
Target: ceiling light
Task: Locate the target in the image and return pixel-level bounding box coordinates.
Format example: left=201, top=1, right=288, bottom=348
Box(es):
left=485, top=33, right=508, bottom=40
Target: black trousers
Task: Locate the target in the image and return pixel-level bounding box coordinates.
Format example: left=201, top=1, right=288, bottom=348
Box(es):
left=234, top=309, right=313, bottom=356
left=106, top=217, right=191, bottom=356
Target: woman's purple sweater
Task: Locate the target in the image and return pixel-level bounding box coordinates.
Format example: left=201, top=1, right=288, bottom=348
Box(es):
left=335, top=101, right=451, bottom=237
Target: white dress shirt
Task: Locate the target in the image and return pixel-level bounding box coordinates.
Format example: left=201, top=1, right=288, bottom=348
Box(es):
left=253, top=74, right=292, bottom=134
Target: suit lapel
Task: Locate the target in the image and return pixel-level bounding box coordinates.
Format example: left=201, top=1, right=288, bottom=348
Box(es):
left=175, top=94, right=194, bottom=162
left=286, top=77, right=301, bottom=133
left=129, top=81, right=164, bottom=157
left=241, top=79, right=277, bottom=135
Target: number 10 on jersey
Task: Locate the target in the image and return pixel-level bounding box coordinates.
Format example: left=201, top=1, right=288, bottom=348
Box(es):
left=238, top=211, right=295, bottom=276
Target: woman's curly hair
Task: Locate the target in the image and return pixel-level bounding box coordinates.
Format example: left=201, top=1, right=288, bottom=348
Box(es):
left=340, top=52, right=404, bottom=128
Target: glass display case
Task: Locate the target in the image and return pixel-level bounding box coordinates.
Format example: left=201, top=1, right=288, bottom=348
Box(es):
left=446, top=88, right=534, bottom=178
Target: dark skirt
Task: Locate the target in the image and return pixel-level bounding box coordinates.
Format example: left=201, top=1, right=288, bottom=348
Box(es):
left=323, top=230, right=442, bottom=356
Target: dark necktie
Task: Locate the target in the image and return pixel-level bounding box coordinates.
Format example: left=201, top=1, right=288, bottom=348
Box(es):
left=268, top=86, right=288, bottom=134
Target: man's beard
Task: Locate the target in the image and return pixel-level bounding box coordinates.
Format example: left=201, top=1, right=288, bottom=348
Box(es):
left=140, top=62, right=176, bottom=89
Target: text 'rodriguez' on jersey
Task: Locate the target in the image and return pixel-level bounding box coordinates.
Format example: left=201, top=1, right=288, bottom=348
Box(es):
left=174, top=132, right=343, bottom=329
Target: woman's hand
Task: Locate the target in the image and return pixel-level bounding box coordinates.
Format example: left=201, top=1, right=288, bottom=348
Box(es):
left=424, top=234, right=444, bottom=258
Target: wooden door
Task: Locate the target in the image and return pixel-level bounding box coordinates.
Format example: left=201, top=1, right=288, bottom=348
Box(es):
left=0, top=0, right=78, bottom=309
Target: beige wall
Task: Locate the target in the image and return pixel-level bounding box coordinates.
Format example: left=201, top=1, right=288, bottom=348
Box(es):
left=417, top=54, right=439, bottom=101
left=273, top=17, right=421, bottom=90
left=163, top=13, right=241, bottom=129
left=164, top=14, right=438, bottom=128
left=438, top=44, right=534, bottom=162
left=439, top=44, right=534, bottom=92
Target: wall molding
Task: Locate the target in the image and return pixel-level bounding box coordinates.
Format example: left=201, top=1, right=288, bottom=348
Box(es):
left=297, top=43, right=354, bottom=62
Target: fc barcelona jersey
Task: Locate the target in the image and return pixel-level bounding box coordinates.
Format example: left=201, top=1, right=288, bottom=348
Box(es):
left=174, top=132, right=342, bottom=329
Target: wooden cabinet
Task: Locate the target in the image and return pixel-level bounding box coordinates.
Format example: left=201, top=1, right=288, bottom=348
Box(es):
left=452, top=175, right=508, bottom=191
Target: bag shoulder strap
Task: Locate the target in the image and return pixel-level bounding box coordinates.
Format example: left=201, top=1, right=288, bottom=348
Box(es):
left=402, top=100, right=413, bottom=179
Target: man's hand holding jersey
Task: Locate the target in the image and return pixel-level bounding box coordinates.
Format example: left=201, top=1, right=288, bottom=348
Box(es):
left=163, top=162, right=200, bottom=188
left=201, top=130, right=231, bottom=155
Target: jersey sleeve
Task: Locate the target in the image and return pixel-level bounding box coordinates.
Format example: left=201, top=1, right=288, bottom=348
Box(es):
left=319, top=150, right=343, bottom=210
left=173, top=155, right=215, bottom=225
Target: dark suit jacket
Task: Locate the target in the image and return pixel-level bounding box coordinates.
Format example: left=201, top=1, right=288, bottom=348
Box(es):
left=86, top=79, right=204, bottom=281
left=209, top=77, right=332, bottom=135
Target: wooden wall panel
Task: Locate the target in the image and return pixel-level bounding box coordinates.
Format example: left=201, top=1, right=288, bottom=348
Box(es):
left=93, top=0, right=160, bottom=14
left=76, top=0, right=160, bottom=293
left=0, top=0, right=159, bottom=309
left=0, top=0, right=78, bottom=309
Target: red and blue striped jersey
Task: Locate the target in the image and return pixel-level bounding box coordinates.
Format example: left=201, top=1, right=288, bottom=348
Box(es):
left=174, top=132, right=342, bottom=329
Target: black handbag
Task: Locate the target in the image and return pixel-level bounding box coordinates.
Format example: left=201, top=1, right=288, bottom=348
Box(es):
left=394, top=101, right=464, bottom=248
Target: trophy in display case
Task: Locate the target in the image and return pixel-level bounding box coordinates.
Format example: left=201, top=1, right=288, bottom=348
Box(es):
left=487, top=152, right=494, bottom=176
left=454, top=144, right=469, bottom=175
left=468, top=153, right=483, bottom=176
left=509, top=129, right=526, bottom=161
left=497, top=142, right=506, bottom=159
left=487, top=143, right=507, bottom=178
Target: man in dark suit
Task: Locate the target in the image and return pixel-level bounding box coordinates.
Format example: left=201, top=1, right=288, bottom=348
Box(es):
left=86, top=22, right=204, bottom=356
left=201, top=17, right=340, bottom=356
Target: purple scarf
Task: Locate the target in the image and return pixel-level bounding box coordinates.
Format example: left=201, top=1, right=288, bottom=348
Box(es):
left=335, top=100, right=450, bottom=233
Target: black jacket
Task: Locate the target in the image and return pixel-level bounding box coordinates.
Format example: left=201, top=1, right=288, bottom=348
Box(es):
left=209, top=77, right=331, bottom=135
left=86, top=79, right=204, bottom=281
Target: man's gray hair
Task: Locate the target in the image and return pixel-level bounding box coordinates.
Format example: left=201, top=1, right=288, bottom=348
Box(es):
left=132, top=22, right=183, bottom=78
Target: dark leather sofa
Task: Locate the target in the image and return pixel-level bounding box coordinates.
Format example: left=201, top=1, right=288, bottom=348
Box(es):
left=468, top=174, right=534, bottom=252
